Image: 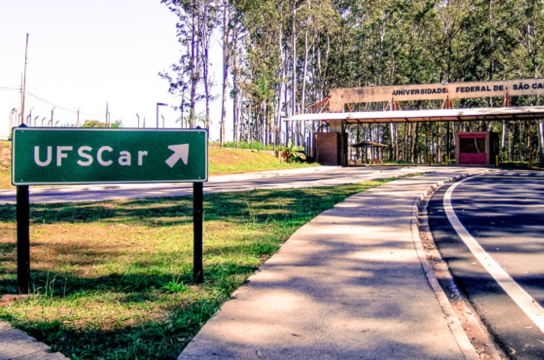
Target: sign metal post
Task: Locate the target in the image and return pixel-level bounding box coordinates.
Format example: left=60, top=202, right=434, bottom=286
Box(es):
left=193, top=182, right=204, bottom=283
left=16, top=185, right=30, bottom=294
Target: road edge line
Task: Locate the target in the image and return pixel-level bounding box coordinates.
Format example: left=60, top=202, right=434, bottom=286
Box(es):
left=444, top=177, right=544, bottom=334
left=411, top=172, right=480, bottom=360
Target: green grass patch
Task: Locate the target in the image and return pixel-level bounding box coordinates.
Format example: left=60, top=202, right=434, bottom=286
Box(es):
left=0, top=141, right=10, bottom=190
left=208, top=147, right=316, bottom=174
left=0, top=179, right=405, bottom=359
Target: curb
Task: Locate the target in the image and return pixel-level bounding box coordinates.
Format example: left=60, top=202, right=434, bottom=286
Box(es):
left=410, top=172, right=487, bottom=360
left=0, top=320, right=67, bottom=359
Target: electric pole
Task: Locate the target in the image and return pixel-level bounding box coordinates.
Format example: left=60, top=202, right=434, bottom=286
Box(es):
left=21, top=34, right=29, bottom=125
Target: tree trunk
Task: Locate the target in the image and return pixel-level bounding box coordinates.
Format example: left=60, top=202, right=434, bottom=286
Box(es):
left=189, top=1, right=200, bottom=128
left=437, top=123, right=442, bottom=163
left=412, top=123, right=419, bottom=163
left=220, top=0, right=231, bottom=144
left=291, top=0, right=297, bottom=118
left=502, top=120, right=506, bottom=149
left=519, top=121, right=523, bottom=161
left=232, top=18, right=239, bottom=147
left=300, top=29, right=310, bottom=148
left=508, top=122, right=512, bottom=161
left=201, top=5, right=211, bottom=133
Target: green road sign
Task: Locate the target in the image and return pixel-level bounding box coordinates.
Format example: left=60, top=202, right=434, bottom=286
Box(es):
left=12, top=128, right=208, bottom=185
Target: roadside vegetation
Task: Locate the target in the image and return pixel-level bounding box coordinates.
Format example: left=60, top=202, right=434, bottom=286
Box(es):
left=0, top=179, right=399, bottom=359
left=0, top=141, right=10, bottom=190
left=208, top=145, right=314, bottom=175
left=162, top=1, right=544, bottom=167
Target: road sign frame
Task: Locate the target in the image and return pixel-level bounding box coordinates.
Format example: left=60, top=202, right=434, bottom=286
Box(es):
left=12, top=127, right=208, bottom=186
left=12, top=126, right=209, bottom=294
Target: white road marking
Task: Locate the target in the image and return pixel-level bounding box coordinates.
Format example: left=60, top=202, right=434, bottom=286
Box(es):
left=444, top=177, right=544, bottom=334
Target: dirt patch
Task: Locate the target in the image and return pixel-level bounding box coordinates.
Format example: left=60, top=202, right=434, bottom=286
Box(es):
left=0, top=294, right=30, bottom=307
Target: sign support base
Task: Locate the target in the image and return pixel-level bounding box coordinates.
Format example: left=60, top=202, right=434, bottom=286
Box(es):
left=193, top=183, right=204, bottom=283
left=17, top=185, right=30, bottom=295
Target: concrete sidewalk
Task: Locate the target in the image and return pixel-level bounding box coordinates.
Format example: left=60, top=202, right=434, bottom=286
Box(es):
left=180, top=170, right=485, bottom=359
left=0, top=321, right=66, bottom=360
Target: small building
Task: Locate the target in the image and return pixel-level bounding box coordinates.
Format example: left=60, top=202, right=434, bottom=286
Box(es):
left=313, top=132, right=348, bottom=166
left=455, top=132, right=499, bottom=165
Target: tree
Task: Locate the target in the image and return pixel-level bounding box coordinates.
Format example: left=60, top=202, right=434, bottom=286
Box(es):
left=161, top=0, right=218, bottom=129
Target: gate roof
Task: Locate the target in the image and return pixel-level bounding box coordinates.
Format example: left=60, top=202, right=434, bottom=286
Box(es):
left=286, top=106, right=544, bottom=124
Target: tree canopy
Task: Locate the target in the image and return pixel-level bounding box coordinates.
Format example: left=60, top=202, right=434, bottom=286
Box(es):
left=162, top=0, right=544, bottom=164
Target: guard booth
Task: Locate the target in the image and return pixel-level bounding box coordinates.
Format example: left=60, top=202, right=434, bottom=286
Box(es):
left=455, top=132, right=499, bottom=165
left=313, top=132, right=348, bottom=166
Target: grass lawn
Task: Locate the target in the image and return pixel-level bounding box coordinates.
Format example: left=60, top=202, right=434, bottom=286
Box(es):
left=208, top=147, right=317, bottom=174
left=0, top=179, right=402, bottom=359
left=0, top=143, right=317, bottom=190
left=0, top=141, right=10, bottom=190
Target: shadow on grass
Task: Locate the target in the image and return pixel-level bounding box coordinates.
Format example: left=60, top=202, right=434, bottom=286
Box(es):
left=1, top=294, right=222, bottom=360
left=0, top=182, right=393, bottom=359
left=0, top=186, right=371, bottom=227
left=0, top=259, right=259, bottom=359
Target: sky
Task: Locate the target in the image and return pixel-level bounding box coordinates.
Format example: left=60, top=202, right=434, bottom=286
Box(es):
left=0, top=0, right=230, bottom=140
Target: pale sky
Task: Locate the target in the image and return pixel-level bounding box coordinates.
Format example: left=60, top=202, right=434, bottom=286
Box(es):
left=0, top=0, right=230, bottom=140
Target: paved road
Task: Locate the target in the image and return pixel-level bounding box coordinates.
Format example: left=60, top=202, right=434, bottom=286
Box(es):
left=0, top=166, right=436, bottom=204
left=428, top=171, right=544, bottom=359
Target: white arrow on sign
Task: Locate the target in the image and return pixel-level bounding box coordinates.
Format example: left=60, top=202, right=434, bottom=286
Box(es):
left=165, top=144, right=189, bottom=168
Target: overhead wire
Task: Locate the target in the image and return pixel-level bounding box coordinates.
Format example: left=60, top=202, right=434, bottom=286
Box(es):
left=27, top=92, right=103, bottom=118
left=1, top=84, right=104, bottom=119
left=0, top=86, right=21, bottom=92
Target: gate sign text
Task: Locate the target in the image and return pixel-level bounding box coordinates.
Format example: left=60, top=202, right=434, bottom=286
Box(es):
left=330, top=78, right=544, bottom=112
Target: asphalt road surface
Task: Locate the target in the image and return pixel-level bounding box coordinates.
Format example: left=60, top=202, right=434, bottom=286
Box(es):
left=428, top=170, right=544, bottom=359
left=0, top=165, right=444, bottom=204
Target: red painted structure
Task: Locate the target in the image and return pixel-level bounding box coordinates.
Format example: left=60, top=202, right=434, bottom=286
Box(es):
left=455, top=132, right=499, bottom=165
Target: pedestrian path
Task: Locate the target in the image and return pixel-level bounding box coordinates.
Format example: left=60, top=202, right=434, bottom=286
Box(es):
left=0, top=321, right=66, bottom=360
left=179, top=170, right=486, bottom=359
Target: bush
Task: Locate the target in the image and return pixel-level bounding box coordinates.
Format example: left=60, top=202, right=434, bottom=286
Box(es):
left=220, top=141, right=284, bottom=151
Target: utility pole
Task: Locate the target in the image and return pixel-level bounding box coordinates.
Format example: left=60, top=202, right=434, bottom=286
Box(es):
left=136, top=114, right=140, bottom=128
left=106, top=103, right=109, bottom=127
left=20, top=76, right=23, bottom=124
left=21, top=34, right=29, bottom=125
left=77, top=108, right=80, bottom=127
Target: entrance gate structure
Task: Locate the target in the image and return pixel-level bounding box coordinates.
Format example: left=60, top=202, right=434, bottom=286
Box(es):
left=287, top=79, right=544, bottom=166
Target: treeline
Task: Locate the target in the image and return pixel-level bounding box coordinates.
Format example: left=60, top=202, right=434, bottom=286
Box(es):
left=161, top=0, right=544, bottom=163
